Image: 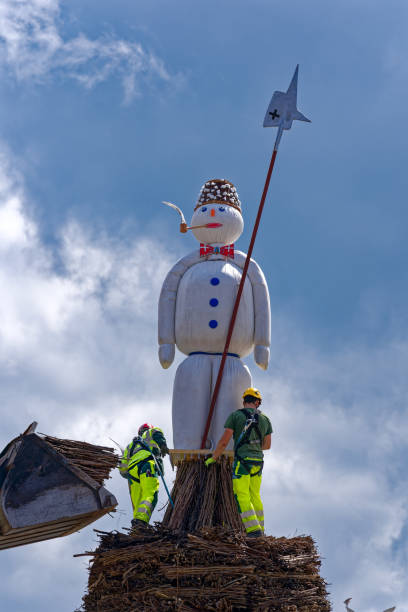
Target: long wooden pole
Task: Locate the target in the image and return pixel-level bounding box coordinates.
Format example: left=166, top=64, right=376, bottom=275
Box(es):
left=201, top=129, right=283, bottom=449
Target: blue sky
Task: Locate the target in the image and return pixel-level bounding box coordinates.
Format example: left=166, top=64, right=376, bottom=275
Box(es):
left=0, top=1, right=407, bottom=611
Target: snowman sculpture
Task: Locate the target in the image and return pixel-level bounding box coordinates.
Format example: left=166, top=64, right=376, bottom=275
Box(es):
left=158, top=179, right=271, bottom=450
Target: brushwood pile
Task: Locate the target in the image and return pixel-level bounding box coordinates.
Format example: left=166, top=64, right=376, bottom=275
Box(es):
left=78, top=459, right=330, bottom=611
left=78, top=524, right=330, bottom=611
left=42, top=435, right=119, bottom=484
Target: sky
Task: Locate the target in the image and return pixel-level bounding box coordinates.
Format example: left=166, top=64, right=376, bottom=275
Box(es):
left=0, top=0, right=407, bottom=610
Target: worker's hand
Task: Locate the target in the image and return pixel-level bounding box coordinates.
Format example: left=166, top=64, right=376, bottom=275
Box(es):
left=160, top=445, right=169, bottom=457
left=159, top=343, right=175, bottom=369
left=205, top=456, right=216, bottom=467
left=254, top=345, right=269, bottom=371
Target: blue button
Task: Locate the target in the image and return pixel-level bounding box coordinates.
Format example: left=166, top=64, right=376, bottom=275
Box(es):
left=210, top=277, right=220, bottom=286
left=209, top=298, right=219, bottom=307
left=209, top=320, right=218, bottom=328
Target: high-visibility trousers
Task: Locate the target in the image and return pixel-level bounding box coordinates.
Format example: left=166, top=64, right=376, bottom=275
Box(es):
left=127, top=458, right=159, bottom=523
left=232, top=458, right=264, bottom=534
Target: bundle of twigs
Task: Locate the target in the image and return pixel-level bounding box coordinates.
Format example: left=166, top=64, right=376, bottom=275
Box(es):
left=42, top=435, right=119, bottom=485
left=162, top=457, right=243, bottom=532
left=77, top=525, right=330, bottom=611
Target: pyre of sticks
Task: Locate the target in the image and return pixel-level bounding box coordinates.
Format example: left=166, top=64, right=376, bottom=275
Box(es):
left=162, top=457, right=243, bottom=532
left=77, top=524, right=330, bottom=611
left=42, top=435, right=119, bottom=485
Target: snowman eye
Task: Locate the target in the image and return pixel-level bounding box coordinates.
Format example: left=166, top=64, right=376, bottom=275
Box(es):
left=201, top=206, right=207, bottom=212
left=218, top=206, right=225, bottom=212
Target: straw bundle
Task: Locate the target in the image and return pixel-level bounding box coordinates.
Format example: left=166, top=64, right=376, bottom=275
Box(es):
left=42, top=435, right=119, bottom=485
left=162, top=457, right=243, bottom=532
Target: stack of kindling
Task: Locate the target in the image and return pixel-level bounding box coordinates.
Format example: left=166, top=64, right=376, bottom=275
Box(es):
left=42, top=435, right=119, bottom=485
left=77, top=525, right=330, bottom=611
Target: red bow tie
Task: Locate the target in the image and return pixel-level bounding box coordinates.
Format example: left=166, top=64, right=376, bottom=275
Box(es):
left=200, top=244, right=234, bottom=258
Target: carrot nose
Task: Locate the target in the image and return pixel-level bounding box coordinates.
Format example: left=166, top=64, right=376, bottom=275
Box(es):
left=210, top=209, right=215, bottom=217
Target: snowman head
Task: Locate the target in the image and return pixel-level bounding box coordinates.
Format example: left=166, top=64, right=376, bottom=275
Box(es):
left=191, top=179, right=244, bottom=245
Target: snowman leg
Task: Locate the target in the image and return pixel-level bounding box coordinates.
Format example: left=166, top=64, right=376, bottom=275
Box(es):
left=172, top=354, right=212, bottom=450
left=210, top=356, right=252, bottom=451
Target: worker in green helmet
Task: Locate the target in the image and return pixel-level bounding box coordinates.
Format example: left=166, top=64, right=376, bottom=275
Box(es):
left=205, top=387, right=272, bottom=537
left=119, top=423, right=169, bottom=528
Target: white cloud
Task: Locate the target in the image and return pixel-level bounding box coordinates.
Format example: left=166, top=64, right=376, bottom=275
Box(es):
left=252, top=320, right=408, bottom=611
left=0, top=0, right=176, bottom=102
left=0, top=142, right=179, bottom=609
left=0, top=149, right=407, bottom=611
left=0, top=144, right=179, bottom=440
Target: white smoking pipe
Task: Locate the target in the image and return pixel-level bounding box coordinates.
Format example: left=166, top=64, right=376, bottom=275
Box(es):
left=162, top=201, right=222, bottom=233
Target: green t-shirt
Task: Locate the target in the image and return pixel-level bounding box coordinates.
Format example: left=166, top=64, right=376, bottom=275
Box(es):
left=224, top=408, right=273, bottom=460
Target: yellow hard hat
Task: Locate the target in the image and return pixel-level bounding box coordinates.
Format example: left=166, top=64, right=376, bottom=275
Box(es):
left=242, top=387, right=262, bottom=401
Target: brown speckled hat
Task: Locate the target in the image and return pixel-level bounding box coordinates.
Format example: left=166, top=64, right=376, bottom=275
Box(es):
left=194, top=179, right=242, bottom=213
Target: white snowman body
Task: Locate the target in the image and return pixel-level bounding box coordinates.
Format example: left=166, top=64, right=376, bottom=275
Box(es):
left=175, top=259, right=254, bottom=356
left=158, top=180, right=271, bottom=449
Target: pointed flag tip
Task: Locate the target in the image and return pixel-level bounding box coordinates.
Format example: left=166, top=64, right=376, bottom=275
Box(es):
left=263, top=64, right=310, bottom=132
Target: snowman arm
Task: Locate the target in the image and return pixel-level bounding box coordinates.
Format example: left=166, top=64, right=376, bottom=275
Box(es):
left=158, top=251, right=202, bottom=368
left=246, top=259, right=271, bottom=370
left=158, top=267, right=181, bottom=368
left=159, top=343, right=175, bottom=369
left=254, top=345, right=270, bottom=371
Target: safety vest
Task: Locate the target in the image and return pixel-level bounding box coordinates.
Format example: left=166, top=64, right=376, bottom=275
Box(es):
left=120, top=427, right=164, bottom=473
left=141, top=427, right=163, bottom=456
left=234, top=409, right=264, bottom=475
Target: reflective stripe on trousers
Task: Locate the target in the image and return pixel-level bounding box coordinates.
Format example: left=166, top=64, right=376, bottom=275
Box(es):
left=232, top=460, right=264, bottom=534
left=256, top=509, right=264, bottom=528
left=136, top=499, right=154, bottom=517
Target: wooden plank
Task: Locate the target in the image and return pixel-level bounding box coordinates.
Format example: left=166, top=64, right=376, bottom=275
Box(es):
left=0, top=506, right=115, bottom=550
left=0, top=524, right=79, bottom=547
left=0, top=530, right=73, bottom=549
left=169, top=449, right=234, bottom=467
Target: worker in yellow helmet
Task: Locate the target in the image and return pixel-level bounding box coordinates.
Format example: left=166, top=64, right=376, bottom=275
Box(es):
left=119, top=423, right=169, bottom=528
left=205, top=388, right=272, bottom=537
